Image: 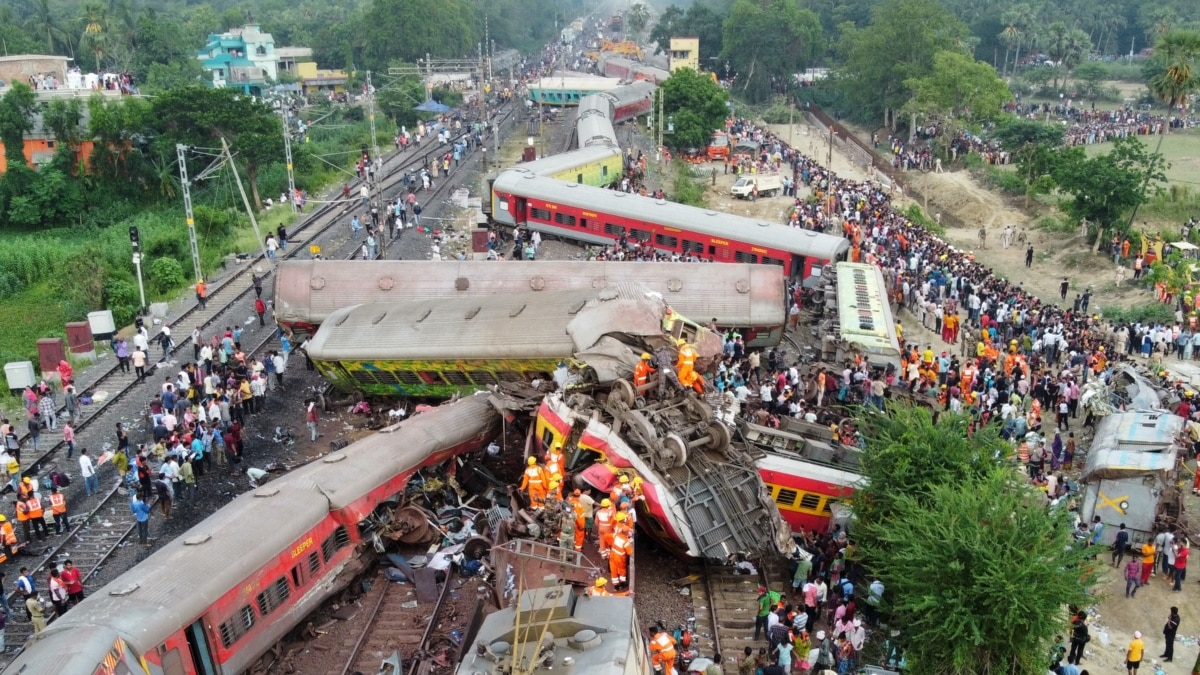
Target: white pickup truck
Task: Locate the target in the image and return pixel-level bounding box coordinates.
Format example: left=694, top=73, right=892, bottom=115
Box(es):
left=730, top=174, right=783, bottom=199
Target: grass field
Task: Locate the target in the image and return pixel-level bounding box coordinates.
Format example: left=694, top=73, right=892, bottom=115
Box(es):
left=1081, top=127, right=1200, bottom=188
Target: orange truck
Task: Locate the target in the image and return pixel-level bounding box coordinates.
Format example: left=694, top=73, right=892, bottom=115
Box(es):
left=706, top=132, right=729, bottom=161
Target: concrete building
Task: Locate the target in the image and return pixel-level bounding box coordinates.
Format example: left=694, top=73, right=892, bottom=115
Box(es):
left=0, top=107, right=94, bottom=174
left=668, top=38, right=699, bottom=73
left=0, top=55, right=71, bottom=88
left=275, top=47, right=313, bottom=77
left=296, top=63, right=350, bottom=97
left=197, top=24, right=281, bottom=95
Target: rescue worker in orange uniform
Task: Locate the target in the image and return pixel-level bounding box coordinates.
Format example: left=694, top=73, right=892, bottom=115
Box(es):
left=47, top=485, right=68, bottom=535
left=649, top=625, right=678, bottom=675
left=519, top=456, right=548, bottom=510
left=569, top=491, right=586, bottom=551
left=547, top=476, right=563, bottom=503
left=17, top=493, right=47, bottom=543
left=633, top=352, right=656, bottom=391
left=546, top=443, right=566, bottom=477
left=0, top=514, right=18, bottom=557
left=545, top=456, right=564, bottom=494
left=588, top=577, right=611, bottom=596
left=595, top=498, right=615, bottom=557
left=609, top=516, right=633, bottom=589
left=617, top=501, right=636, bottom=532
left=17, top=477, right=33, bottom=501
left=675, top=339, right=703, bottom=394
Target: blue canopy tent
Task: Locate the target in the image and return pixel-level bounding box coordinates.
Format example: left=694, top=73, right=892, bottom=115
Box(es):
left=415, top=99, right=451, bottom=113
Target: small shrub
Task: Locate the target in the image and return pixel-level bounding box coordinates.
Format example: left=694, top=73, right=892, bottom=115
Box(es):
left=671, top=166, right=708, bottom=207
left=1102, top=303, right=1175, bottom=325
left=904, top=204, right=946, bottom=236
left=104, top=277, right=141, bottom=324
left=1037, top=216, right=1075, bottom=235
left=148, top=256, right=186, bottom=294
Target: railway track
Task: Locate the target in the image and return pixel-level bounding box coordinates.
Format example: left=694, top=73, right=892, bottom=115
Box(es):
left=0, top=320, right=288, bottom=648
left=0, top=103, right=517, bottom=650
left=689, top=558, right=782, bottom=673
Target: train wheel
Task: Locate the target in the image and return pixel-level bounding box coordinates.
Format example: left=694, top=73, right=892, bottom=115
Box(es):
left=684, top=395, right=712, bottom=425
left=707, top=422, right=732, bottom=455
left=662, top=433, right=689, bottom=469
left=609, top=378, right=636, bottom=408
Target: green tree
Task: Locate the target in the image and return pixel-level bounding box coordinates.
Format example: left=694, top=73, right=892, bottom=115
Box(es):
left=650, top=4, right=726, bottom=65
left=132, top=15, right=205, bottom=89
left=994, top=118, right=1066, bottom=207
left=77, top=0, right=110, bottom=72
left=24, top=0, right=74, bottom=57
left=151, top=87, right=284, bottom=209
left=1053, top=136, right=1168, bottom=243
left=357, top=0, right=477, bottom=73
left=627, top=3, right=650, bottom=38
left=1072, top=61, right=1109, bottom=104
left=720, top=0, right=823, bottom=103
left=997, top=3, right=1035, bottom=77
left=658, top=67, right=729, bottom=152
left=0, top=84, right=39, bottom=228
left=42, top=99, right=85, bottom=150
left=855, top=405, right=1096, bottom=675
left=838, top=0, right=972, bottom=127
left=902, top=51, right=1012, bottom=157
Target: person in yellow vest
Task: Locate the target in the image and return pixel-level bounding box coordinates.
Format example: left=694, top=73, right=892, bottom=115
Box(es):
left=675, top=339, right=704, bottom=394
left=648, top=625, right=678, bottom=675
left=617, top=500, right=636, bottom=530
left=595, top=498, right=615, bottom=557
left=519, top=456, right=548, bottom=511
left=588, top=577, right=612, bottom=596
left=633, top=352, right=656, bottom=392
left=48, top=486, right=68, bottom=535
left=547, top=475, right=563, bottom=503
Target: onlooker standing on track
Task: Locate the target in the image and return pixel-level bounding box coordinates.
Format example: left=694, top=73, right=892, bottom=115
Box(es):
left=305, top=399, right=319, bottom=442
left=132, top=345, right=147, bottom=382
left=255, top=297, right=267, bottom=327
left=47, top=569, right=68, bottom=617
left=154, top=472, right=172, bottom=518
left=195, top=278, right=207, bottom=310
left=131, top=493, right=151, bottom=546
left=116, top=338, right=130, bottom=373
left=62, top=422, right=75, bottom=459
left=273, top=351, right=286, bottom=391
left=60, top=560, right=84, bottom=605
left=27, top=416, right=41, bottom=453
left=79, top=448, right=98, bottom=497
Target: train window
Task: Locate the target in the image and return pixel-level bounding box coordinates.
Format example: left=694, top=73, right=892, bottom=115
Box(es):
left=307, top=552, right=320, bottom=576
left=554, top=212, right=577, bottom=227
left=629, top=228, right=650, bottom=242
left=497, top=371, right=525, bottom=382
left=735, top=251, right=759, bottom=264
left=470, top=371, right=500, bottom=385
left=321, top=526, right=350, bottom=564
left=762, top=256, right=785, bottom=267
left=822, top=498, right=836, bottom=513
left=708, top=245, right=732, bottom=260
left=576, top=173, right=584, bottom=184
left=393, top=370, right=422, bottom=385
left=775, top=488, right=798, bottom=507
left=654, top=233, right=678, bottom=249
left=529, top=207, right=552, bottom=222
left=683, top=240, right=704, bottom=254
left=799, top=493, right=822, bottom=511
left=602, top=165, right=609, bottom=177
left=218, top=607, right=253, bottom=650
left=418, top=371, right=446, bottom=385
left=350, top=369, right=378, bottom=386
left=604, top=223, right=625, bottom=236
left=442, top=370, right=473, bottom=386
left=256, top=577, right=291, bottom=617
left=240, top=605, right=255, bottom=630
left=541, top=427, right=557, bottom=449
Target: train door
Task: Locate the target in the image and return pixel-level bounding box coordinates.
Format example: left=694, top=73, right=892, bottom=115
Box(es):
left=790, top=254, right=808, bottom=282
left=185, top=619, right=218, bottom=675
left=514, top=197, right=527, bottom=225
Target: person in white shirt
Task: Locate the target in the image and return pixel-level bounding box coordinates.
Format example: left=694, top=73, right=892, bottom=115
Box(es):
left=272, top=353, right=286, bottom=391
left=79, top=450, right=98, bottom=496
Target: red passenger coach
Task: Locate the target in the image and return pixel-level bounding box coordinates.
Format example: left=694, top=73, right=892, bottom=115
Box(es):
left=491, top=170, right=849, bottom=283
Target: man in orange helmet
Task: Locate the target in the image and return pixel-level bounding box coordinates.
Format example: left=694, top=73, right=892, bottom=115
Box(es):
left=519, top=456, right=548, bottom=510
left=569, top=490, right=586, bottom=551
left=634, top=352, right=656, bottom=392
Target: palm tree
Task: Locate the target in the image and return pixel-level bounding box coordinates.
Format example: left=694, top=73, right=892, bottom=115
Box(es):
left=627, top=3, right=650, bottom=40
left=1045, top=22, right=1070, bottom=90
left=1126, top=29, right=1200, bottom=232
left=1006, top=3, right=1036, bottom=74
left=78, top=0, right=109, bottom=72
left=1061, top=29, right=1091, bottom=88
left=24, top=0, right=74, bottom=57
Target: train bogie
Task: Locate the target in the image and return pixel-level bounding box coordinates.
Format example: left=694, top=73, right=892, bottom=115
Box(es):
left=6, top=396, right=500, bottom=674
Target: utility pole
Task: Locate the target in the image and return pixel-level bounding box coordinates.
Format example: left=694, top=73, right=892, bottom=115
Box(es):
left=176, top=143, right=204, bottom=283
left=280, top=106, right=297, bottom=213
left=828, top=124, right=834, bottom=170
left=129, top=226, right=146, bottom=312
left=789, top=102, right=794, bottom=147
left=221, top=137, right=272, bottom=263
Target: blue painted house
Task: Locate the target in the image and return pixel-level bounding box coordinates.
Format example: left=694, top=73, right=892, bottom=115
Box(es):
left=197, top=24, right=278, bottom=96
